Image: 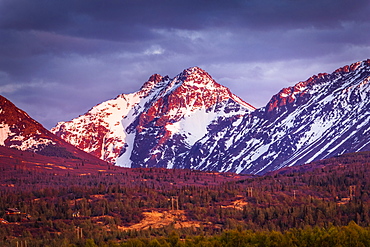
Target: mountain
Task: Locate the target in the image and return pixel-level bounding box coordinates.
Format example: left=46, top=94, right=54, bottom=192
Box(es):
left=184, top=59, right=370, bottom=174
left=51, top=67, right=256, bottom=167
left=51, top=59, right=370, bottom=174
left=0, top=95, right=107, bottom=163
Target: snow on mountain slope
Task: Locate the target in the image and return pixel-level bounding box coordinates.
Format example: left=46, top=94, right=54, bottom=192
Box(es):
left=51, top=74, right=173, bottom=164
left=0, top=95, right=107, bottom=164
left=52, top=60, right=370, bottom=175
left=0, top=95, right=56, bottom=151
left=51, top=67, right=255, bottom=167
left=184, top=59, right=370, bottom=174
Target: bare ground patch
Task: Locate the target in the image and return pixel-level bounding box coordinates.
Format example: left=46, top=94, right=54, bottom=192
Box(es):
left=118, top=210, right=200, bottom=231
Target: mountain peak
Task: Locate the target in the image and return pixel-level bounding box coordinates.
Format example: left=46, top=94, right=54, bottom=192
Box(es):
left=141, top=73, right=166, bottom=89
left=0, top=95, right=94, bottom=160
left=266, top=59, right=370, bottom=113
left=184, top=59, right=370, bottom=174
left=177, top=66, right=212, bottom=83
left=52, top=67, right=255, bottom=167
left=50, top=60, right=370, bottom=174
left=148, top=73, right=163, bottom=83
left=0, top=95, right=40, bottom=135
left=139, top=73, right=170, bottom=96
left=182, top=66, right=206, bottom=74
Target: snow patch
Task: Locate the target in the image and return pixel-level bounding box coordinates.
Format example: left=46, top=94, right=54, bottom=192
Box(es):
left=0, top=124, right=10, bottom=145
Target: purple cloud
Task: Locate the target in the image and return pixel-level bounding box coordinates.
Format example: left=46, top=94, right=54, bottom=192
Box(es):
left=0, top=0, right=369, bottom=128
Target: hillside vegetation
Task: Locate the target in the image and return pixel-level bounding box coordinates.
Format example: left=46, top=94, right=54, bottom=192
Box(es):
left=1, top=148, right=370, bottom=246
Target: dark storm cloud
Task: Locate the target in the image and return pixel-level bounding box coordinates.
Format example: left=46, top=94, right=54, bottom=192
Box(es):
left=0, top=0, right=369, bottom=128
left=2, top=0, right=368, bottom=36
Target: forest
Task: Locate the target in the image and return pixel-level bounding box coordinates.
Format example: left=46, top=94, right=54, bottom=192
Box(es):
left=1, top=149, right=370, bottom=246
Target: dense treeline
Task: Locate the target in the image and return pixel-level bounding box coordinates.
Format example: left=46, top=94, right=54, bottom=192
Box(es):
left=1, top=151, right=370, bottom=246
left=107, top=223, right=370, bottom=247
left=2, top=222, right=370, bottom=246
left=36, top=145, right=79, bottom=159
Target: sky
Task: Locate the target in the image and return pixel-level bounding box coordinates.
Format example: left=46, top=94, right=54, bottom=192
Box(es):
left=1, top=0, right=370, bottom=129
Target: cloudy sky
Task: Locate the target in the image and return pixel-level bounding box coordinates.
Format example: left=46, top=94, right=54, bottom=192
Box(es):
left=1, top=0, right=369, bottom=129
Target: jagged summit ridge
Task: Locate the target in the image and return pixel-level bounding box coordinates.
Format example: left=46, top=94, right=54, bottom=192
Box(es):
left=51, top=60, right=370, bottom=174
left=51, top=67, right=255, bottom=167
left=118, top=67, right=255, bottom=169
left=267, top=59, right=370, bottom=114
left=184, top=59, right=370, bottom=174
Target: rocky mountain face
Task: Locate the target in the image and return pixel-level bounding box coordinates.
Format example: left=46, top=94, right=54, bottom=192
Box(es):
left=51, top=67, right=256, bottom=167
left=51, top=59, right=370, bottom=174
left=0, top=95, right=108, bottom=163
left=183, top=59, right=370, bottom=174
left=0, top=95, right=57, bottom=151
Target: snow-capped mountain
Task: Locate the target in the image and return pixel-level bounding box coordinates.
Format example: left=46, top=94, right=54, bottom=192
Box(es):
left=51, top=67, right=256, bottom=167
left=0, top=95, right=57, bottom=151
left=183, top=59, right=370, bottom=174
left=51, top=59, right=370, bottom=174
left=0, top=95, right=108, bottom=163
